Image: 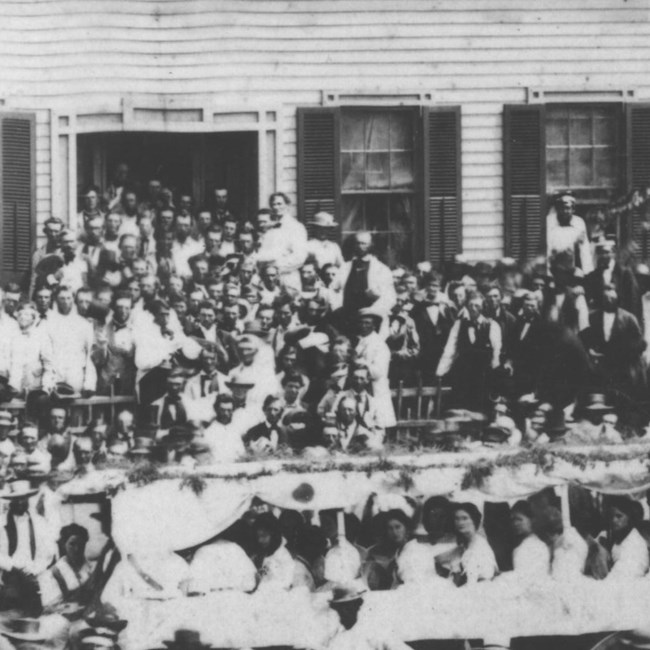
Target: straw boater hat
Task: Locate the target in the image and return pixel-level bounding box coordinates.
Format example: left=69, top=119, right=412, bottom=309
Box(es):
left=329, top=583, right=367, bottom=604
left=309, top=211, right=338, bottom=228
left=1, top=480, right=38, bottom=499
left=584, top=393, right=614, bottom=413
left=0, top=411, right=15, bottom=428
left=0, top=618, right=49, bottom=642
left=225, top=371, right=255, bottom=390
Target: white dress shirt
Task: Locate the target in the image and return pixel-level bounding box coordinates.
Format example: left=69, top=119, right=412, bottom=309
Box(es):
left=603, top=311, right=615, bottom=342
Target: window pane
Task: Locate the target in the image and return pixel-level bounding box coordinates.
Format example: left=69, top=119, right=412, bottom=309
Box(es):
left=594, top=147, right=617, bottom=187
left=365, top=113, right=390, bottom=151
left=387, top=195, right=413, bottom=268
left=341, top=152, right=365, bottom=191
left=341, top=196, right=366, bottom=235
left=390, top=152, right=415, bottom=190
left=390, top=114, right=413, bottom=150
left=366, top=152, right=390, bottom=190
left=341, top=113, right=365, bottom=151
left=594, top=117, right=616, bottom=146
left=570, top=116, right=591, bottom=145
left=547, top=118, right=568, bottom=146
left=569, top=149, right=593, bottom=186
left=547, top=148, right=569, bottom=190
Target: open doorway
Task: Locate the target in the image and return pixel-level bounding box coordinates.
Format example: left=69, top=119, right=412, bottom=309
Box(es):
left=77, top=131, right=258, bottom=220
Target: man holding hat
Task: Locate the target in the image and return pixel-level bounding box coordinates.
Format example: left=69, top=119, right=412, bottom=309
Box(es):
left=0, top=481, right=56, bottom=612
left=306, top=211, right=344, bottom=269
left=546, top=191, right=593, bottom=273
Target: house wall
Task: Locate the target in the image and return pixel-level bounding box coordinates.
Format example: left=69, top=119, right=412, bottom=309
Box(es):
left=1, top=0, right=649, bottom=259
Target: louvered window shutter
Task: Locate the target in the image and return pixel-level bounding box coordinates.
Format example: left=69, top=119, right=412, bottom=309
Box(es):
left=626, top=104, right=650, bottom=258
left=503, top=105, right=545, bottom=261
left=423, top=106, right=461, bottom=266
left=0, top=113, right=35, bottom=286
left=297, top=107, right=340, bottom=240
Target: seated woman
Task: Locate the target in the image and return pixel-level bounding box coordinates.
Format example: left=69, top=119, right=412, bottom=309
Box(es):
left=448, top=503, right=498, bottom=585
left=508, top=500, right=550, bottom=579
left=252, top=512, right=294, bottom=591
left=291, top=525, right=328, bottom=592
left=365, top=509, right=417, bottom=590
left=595, top=497, right=649, bottom=580
left=418, top=496, right=457, bottom=575
left=39, top=524, right=92, bottom=613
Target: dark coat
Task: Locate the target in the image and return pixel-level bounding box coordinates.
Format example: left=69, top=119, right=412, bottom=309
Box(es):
left=411, top=301, right=456, bottom=382
left=584, top=264, right=641, bottom=323
left=580, top=308, right=647, bottom=400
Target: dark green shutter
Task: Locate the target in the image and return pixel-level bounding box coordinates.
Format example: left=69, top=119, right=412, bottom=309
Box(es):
left=626, top=104, right=650, bottom=258
left=423, top=106, right=461, bottom=266
left=0, top=113, right=35, bottom=287
left=297, top=107, right=340, bottom=240
left=504, top=105, right=545, bottom=260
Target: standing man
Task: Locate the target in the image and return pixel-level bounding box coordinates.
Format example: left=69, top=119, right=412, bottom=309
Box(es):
left=47, top=285, right=97, bottom=395
left=257, top=192, right=308, bottom=292
left=172, top=214, right=205, bottom=280
left=331, top=230, right=396, bottom=335
left=213, top=187, right=231, bottom=223
left=306, top=211, right=344, bottom=269
left=31, top=217, right=64, bottom=295
left=546, top=192, right=593, bottom=274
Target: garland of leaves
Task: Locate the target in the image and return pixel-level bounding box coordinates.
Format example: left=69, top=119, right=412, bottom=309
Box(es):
left=92, top=442, right=650, bottom=498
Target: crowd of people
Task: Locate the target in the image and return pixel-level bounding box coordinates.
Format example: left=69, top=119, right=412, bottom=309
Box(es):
left=0, top=168, right=648, bottom=646
left=0, top=173, right=647, bottom=473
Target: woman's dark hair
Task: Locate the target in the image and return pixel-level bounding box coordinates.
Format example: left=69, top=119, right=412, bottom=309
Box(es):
left=269, top=192, right=291, bottom=206
left=253, top=512, right=283, bottom=557
left=453, top=502, right=482, bottom=530
left=58, top=523, right=89, bottom=556
left=607, top=496, right=643, bottom=528
left=511, top=500, right=533, bottom=520
left=383, top=508, right=413, bottom=534
left=293, top=525, right=328, bottom=564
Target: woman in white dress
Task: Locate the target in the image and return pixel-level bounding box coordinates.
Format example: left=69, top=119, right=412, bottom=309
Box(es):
left=509, top=500, right=551, bottom=579
left=448, top=502, right=498, bottom=586
left=597, top=497, right=649, bottom=581
left=252, top=512, right=295, bottom=591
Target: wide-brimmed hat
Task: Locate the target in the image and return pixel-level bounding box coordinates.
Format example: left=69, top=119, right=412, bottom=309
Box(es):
left=309, top=211, right=338, bottom=228
left=0, top=618, right=49, bottom=641
left=53, top=382, right=78, bottom=401
left=79, top=636, right=115, bottom=649
left=1, top=480, right=38, bottom=499
left=0, top=410, right=16, bottom=427
left=162, top=629, right=213, bottom=649
left=224, top=374, right=255, bottom=389
left=128, top=436, right=156, bottom=456
left=34, top=253, right=64, bottom=277
left=585, top=393, right=614, bottom=413
left=85, top=603, right=128, bottom=633
left=482, top=425, right=512, bottom=445
left=358, top=307, right=383, bottom=323
left=329, top=583, right=366, bottom=604
left=241, top=319, right=266, bottom=338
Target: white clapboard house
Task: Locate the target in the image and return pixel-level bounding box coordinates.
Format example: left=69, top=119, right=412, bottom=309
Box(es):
left=0, top=0, right=649, bottom=285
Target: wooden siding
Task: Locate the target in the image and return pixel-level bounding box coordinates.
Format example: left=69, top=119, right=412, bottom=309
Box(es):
left=1, top=0, right=649, bottom=259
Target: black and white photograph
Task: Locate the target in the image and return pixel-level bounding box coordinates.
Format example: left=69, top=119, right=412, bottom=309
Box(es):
left=0, top=1, right=650, bottom=648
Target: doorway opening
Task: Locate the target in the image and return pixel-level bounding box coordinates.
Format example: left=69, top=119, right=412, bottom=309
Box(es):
left=77, top=131, right=258, bottom=220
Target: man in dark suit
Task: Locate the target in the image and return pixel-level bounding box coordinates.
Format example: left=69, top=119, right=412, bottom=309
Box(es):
left=243, top=395, right=287, bottom=453
left=485, top=283, right=516, bottom=362
left=504, top=291, right=550, bottom=400
left=584, top=239, right=641, bottom=323
left=410, top=273, right=456, bottom=385
left=581, top=283, right=647, bottom=406
left=186, top=300, right=239, bottom=373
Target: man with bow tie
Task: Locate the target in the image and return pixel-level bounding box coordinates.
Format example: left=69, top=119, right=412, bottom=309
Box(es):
left=331, top=231, right=395, bottom=336
left=411, top=273, right=455, bottom=385
left=503, top=291, right=548, bottom=401
left=581, top=283, right=647, bottom=408
left=243, top=395, right=287, bottom=453
left=436, top=291, right=502, bottom=411
left=151, top=368, right=192, bottom=430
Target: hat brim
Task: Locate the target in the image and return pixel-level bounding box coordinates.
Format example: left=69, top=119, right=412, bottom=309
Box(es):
left=225, top=382, right=255, bottom=389
left=585, top=404, right=614, bottom=411
left=1, top=488, right=39, bottom=499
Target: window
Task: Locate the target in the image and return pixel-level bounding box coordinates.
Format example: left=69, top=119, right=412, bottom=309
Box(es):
left=340, top=109, right=416, bottom=266
left=297, top=105, right=462, bottom=268
left=503, top=103, right=650, bottom=261
left=545, top=105, right=619, bottom=200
